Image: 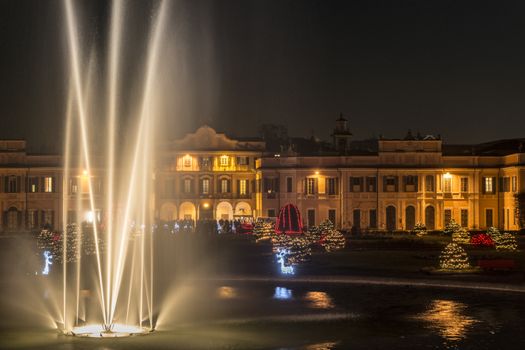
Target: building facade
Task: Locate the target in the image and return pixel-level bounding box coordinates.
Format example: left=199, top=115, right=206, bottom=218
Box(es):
left=259, top=119, right=525, bottom=231
left=155, top=126, right=264, bottom=223
left=1, top=123, right=524, bottom=233
left=0, top=140, right=62, bottom=232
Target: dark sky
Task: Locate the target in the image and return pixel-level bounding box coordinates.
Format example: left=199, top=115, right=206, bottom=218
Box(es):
left=1, top=0, right=525, bottom=152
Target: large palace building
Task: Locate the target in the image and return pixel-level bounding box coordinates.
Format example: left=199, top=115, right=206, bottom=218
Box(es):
left=1, top=119, right=524, bottom=233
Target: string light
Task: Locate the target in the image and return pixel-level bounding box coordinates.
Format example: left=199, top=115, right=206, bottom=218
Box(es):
left=439, top=243, right=470, bottom=270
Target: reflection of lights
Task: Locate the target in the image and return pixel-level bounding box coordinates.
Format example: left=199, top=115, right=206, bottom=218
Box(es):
left=85, top=211, right=94, bottom=223
left=69, top=323, right=149, bottom=338
left=42, top=251, right=52, bottom=275
left=443, top=172, right=452, bottom=179
left=414, top=300, right=478, bottom=341
left=217, top=286, right=237, bottom=299
left=305, top=342, right=338, bottom=350
left=82, top=169, right=88, bottom=176
left=273, top=287, right=293, bottom=300
left=305, top=291, right=334, bottom=309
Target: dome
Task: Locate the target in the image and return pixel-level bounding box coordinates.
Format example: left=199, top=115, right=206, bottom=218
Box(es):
left=275, top=203, right=304, bottom=234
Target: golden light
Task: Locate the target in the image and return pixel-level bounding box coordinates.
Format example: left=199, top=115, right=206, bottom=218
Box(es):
left=82, top=169, right=88, bottom=176
left=304, top=291, right=334, bottom=309
left=216, top=286, right=237, bottom=299
left=443, top=172, right=452, bottom=179
left=220, top=154, right=229, bottom=165
left=414, top=299, right=478, bottom=341
left=315, top=171, right=320, bottom=175
left=203, top=203, right=209, bottom=209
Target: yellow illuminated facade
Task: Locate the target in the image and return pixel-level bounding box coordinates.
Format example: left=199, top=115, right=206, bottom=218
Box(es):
left=259, top=135, right=525, bottom=231
left=156, top=126, right=264, bottom=222
left=1, top=124, right=524, bottom=233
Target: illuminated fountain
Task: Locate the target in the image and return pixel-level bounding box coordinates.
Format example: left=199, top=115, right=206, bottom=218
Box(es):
left=56, top=0, right=169, bottom=337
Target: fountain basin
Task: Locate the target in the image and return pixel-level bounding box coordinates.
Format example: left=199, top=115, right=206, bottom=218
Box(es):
left=68, top=324, right=151, bottom=338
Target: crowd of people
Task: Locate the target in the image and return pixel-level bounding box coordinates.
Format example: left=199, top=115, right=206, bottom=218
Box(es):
left=157, top=218, right=254, bottom=235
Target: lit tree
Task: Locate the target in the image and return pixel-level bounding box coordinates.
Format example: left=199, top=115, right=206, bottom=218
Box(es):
left=321, top=229, right=346, bottom=252
left=515, top=192, right=525, bottom=230
left=452, top=227, right=470, bottom=244
left=413, top=222, right=427, bottom=237
left=253, top=221, right=275, bottom=242
left=271, top=234, right=311, bottom=264
left=494, top=232, right=518, bottom=251
left=319, top=219, right=335, bottom=233
left=486, top=226, right=502, bottom=243
left=305, top=225, right=322, bottom=245
left=439, top=243, right=470, bottom=270
left=444, top=219, right=461, bottom=236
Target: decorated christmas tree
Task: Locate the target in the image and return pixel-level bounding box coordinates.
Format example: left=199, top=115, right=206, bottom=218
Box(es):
left=286, top=235, right=312, bottom=264
left=305, top=225, right=322, bottom=245
left=451, top=227, right=470, bottom=244
left=487, top=226, right=503, bottom=242
left=443, top=219, right=461, bottom=236
left=319, top=219, right=335, bottom=233
left=271, top=233, right=292, bottom=254
left=439, top=243, right=470, bottom=270
left=320, top=229, right=346, bottom=252
left=253, top=221, right=275, bottom=242
left=494, top=232, right=518, bottom=251
left=413, top=222, right=427, bottom=237
left=271, top=234, right=311, bottom=264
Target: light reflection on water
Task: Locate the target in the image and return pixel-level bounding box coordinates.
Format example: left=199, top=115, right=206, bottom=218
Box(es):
left=414, top=299, right=479, bottom=341
left=303, top=341, right=339, bottom=350
left=216, top=286, right=237, bottom=299
left=274, top=287, right=293, bottom=300
left=304, top=291, right=334, bottom=309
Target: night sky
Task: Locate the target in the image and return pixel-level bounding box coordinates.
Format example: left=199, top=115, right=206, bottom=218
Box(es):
left=1, top=0, right=525, bottom=152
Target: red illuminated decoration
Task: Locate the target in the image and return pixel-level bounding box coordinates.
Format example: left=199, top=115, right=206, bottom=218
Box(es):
left=470, top=233, right=494, bottom=247
left=275, top=203, right=304, bottom=234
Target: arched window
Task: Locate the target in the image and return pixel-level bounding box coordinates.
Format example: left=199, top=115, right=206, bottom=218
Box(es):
left=405, top=205, right=415, bottom=230
left=386, top=206, right=396, bottom=231
left=425, top=205, right=435, bottom=230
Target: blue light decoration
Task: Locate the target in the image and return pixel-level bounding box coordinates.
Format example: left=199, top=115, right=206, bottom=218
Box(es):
left=42, top=250, right=53, bottom=275
left=276, top=249, right=295, bottom=275
left=273, top=286, right=293, bottom=300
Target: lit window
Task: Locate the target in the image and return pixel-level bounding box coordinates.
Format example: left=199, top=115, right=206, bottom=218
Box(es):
left=184, top=179, right=192, bottom=193
left=221, top=179, right=229, bottom=193
left=484, top=177, right=493, bottom=193
left=443, top=177, right=451, bottom=193
left=512, top=176, right=517, bottom=192
left=44, top=177, right=54, bottom=193
left=183, top=155, right=192, bottom=168
left=238, top=156, right=248, bottom=165
left=28, top=177, right=38, bottom=193
left=202, top=179, right=209, bottom=194
left=239, top=179, right=247, bottom=195
left=307, top=178, right=317, bottom=194
left=460, top=177, right=468, bottom=193
left=220, top=155, right=229, bottom=166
